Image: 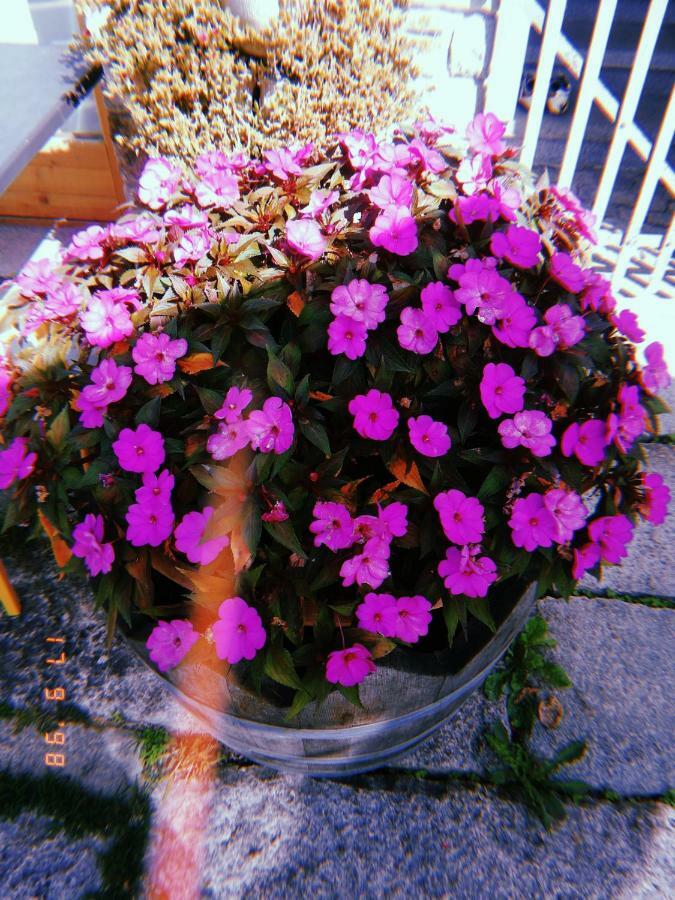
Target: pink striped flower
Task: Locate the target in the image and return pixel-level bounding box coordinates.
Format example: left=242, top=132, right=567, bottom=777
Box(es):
left=367, top=173, right=414, bottom=210
left=194, top=171, right=240, bottom=208
left=80, top=288, right=139, bottom=348
left=310, top=501, right=355, bottom=551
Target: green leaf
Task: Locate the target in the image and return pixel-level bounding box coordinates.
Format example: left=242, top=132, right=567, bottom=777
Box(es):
left=483, top=671, right=505, bottom=701
left=46, top=407, right=70, bottom=451
left=477, top=465, right=510, bottom=501
left=442, top=599, right=461, bottom=646
left=337, top=684, right=363, bottom=708
left=283, top=689, right=313, bottom=721
left=468, top=597, right=496, bottom=631
left=264, top=646, right=303, bottom=690
left=262, top=520, right=307, bottom=559
left=267, top=349, right=294, bottom=395
left=195, top=386, right=223, bottom=415
left=300, top=420, right=331, bottom=456
left=551, top=740, right=587, bottom=769
left=539, top=660, right=572, bottom=689
left=457, top=402, right=478, bottom=444
left=135, top=396, right=162, bottom=428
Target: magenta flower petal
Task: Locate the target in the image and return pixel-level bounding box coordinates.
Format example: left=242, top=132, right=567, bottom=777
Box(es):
left=434, top=490, right=485, bottom=545
left=348, top=389, right=399, bottom=441
left=146, top=620, right=199, bottom=672
left=212, top=597, right=266, bottom=664
left=408, top=415, right=451, bottom=457
left=325, top=644, right=376, bottom=687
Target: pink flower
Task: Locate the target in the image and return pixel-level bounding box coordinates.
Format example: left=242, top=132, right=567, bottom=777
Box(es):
left=376, top=501, right=409, bottom=539
left=466, top=112, right=507, bottom=156
left=194, top=171, right=240, bottom=208
left=561, top=420, right=607, bottom=467
left=509, top=494, right=558, bottom=551
left=408, top=415, right=451, bottom=457
left=146, top=620, right=199, bottom=673
left=25, top=283, right=83, bottom=331
left=126, top=500, right=174, bottom=547
left=492, top=293, right=537, bottom=348
left=498, top=410, right=556, bottom=457
left=340, top=538, right=390, bottom=588
left=407, top=138, right=446, bottom=174
left=132, top=332, right=188, bottom=384
left=214, top=386, right=253, bottom=423
left=135, top=469, right=175, bottom=507
left=261, top=500, right=289, bottom=523
left=397, top=308, right=438, bottom=354
left=111, top=214, right=163, bottom=244
left=286, top=218, right=327, bottom=261
left=195, top=149, right=248, bottom=176
left=393, top=595, right=432, bottom=643
left=339, top=129, right=378, bottom=169
left=207, top=420, right=251, bottom=460
left=438, top=545, right=498, bottom=598
left=80, top=288, right=139, bottom=348
left=301, top=189, right=339, bottom=217
left=325, top=644, right=376, bottom=687
left=370, top=205, right=418, bottom=256
left=640, top=472, right=670, bottom=525
left=480, top=363, right=526, bottom=420
left=642, top=342, right=670, bottom=395
left=453, top=259, right=512, bottom=323
left=113, top=424, right=165, bottom=474
left=138, top=157, right=183, bottom=210
left=71, top=513, right=114, bottom=576
left=330, top=279, right=388, bottom=329
left=328, top=315, right=368, bottom=359
left=65, top=225, right=109, bottom=262
left=174, top=507, right=230, bottom=565
left=248, top=397, right=294, bottom=454
left=78, top=358, right=132, bottom=426
left=370, top=142, right=414, bottom=176
left=613, top=309, right=645, bottom=343
left=489, top=179, right=521, bottom=222
left=310, top=501, right=355, bottom=551
left=173, top=228, right=213, bottom=266
left=580, top=271, right=616, bottom=314
left=163, top=206, right=210, bottom=229
left=490, top=226, right=542, bottom=269
left=434, top=489, right=485, bottom=545
left=356, top=592, right=398, bottom=636
left=0, top=437, right=37, bottom=489
left=543, top=488, right=587, bottom=542
left=16, top=259, right=63, bottom=297
left=367, top=173, right=414, bottom=210
left=213, top=597, right=267, bottom=664
left=0, top=364, right=12, bottom=418
left=549, top=186, right=597, bottom=244
left=549, top=252, right=585, bottom=293
left=531, top=303, right=585, bottom=356
left=263, top=144, right=311, bottom=180
left=572, top=543, right=601, bottom=579
left=456, top=154, right=493, bottom=195
left=609, top=384, right=646, bottom=453
left=588, top=515, right=634, bottom=564
left=449, top=193, right=499, bottom=226
left=348, top=390, right=399, bottom=441
left=420, top=282, right=462, bottom=333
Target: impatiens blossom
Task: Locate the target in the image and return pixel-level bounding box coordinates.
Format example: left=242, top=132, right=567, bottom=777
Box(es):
left=328, top=315, right=367, bottom=359
left=498, top=410, right=556, bottom=457
left=642, top=342, right=670, bottom=394
left=480, top=363, right=526, bottom=419
left=80, top=288, right=139, bottom=348
left=408, top=415, right=451, bottom=457
left=214, top=386, right=253, bottom=423
left=263, top=143, right=312, bottom=180
left=452, top=258, right=512, bottom=323
left=194, top=171, right=240, bottom=208
left=135, top=469, right=175, bottom=507
left=640, top=472, right=670, bottom=525
left=174, top=507, right=230, bottom=565
left=580, top=270, right=616, bottom=315
left=16, top=258, right=63, bottom=296
left=330, top=279, right=388, bottom=329
left=367, top=173, right=414, bottom=210
left=397, top=307, right=438, bottom=354
left=207, top=420, right=250, bottom=460
left=138, top=157, right=182, bottom=209
left=126, top=500, right=174, bottom=547
left=489, top=179, right=521, bottom=222
left=610, top=384, right=647, bottom=452
left=613, top=309, right=645, bottom=343
left=449, top=193, right=499, bottom=226
left=286, top=218, right=327, bottom=261
left=572, top=543, right=601, bottom=579
left=456, top=153, right=493, bottom=195
left=420, top=282, right=462, bottom=332
left=248, top=397, right=294, bottom=454
left=466, top=112, right=506, bottom=156
left=530, top=303, right=585, bottom=356
left=111, top=214, right=163, bottom=244
left=164, top=205, right=210, bottom=229
left=375, top=502, right=409, bottom=540
left=340, top=538, right=390, bottom=588
left=261, top=500, right=289, bottom=523
left=132, top=332, right=188, bottom=384
left=213, top=597, right=267, bottom=664
left=588, top=515, right=634, bottom=564
left=349, top=390, right=399, bottom=441
left=509, top=493, right=557, bottom=551
left=438, top=545, right=498, bottom=598
left=71, top=513, right=114, bottom=577
left=549, top=252, right=585, bottom=293
left=78, top=358, right=132, bottom=427
left=309, top=501, right=354, bottom=551
left=0, top=437, right=37, bottom=489
left=173, top=228, right=213, bottom=266
left=146, top=620, right=199, bottom=673
left=65, top=225, right=109, bottom=262
left=543, top=488, right=587, bottom=542
left=113, top=423, right=165, bottom=474
left=490, top=226, right=541, bottom=269
left=301, top=189, right=339, bottom=217
left=561, top=420, right=607, bottom=467
left=434, top=490, right=485, bottom=545
left=325, top=644, right=376, bottom=687
left=407, top=138, right=445, bottom=174
left=393, top=595, right=432, bottom=642
left=356, top=592, right=398, bottom=636
left=339, top=128, right=377, bottom=169
left=492, top=292, right=537, bottom=349
left=0, top=364, right=12, bottom=418
left=369, top=205, right=418, bottom=256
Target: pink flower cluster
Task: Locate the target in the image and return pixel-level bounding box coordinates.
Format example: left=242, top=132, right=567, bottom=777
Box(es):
left=0, top=438, right=37, bottom=490
left=434, top=490, right=497, bottom=598
left=572, top=515, right=634, bottom=578
left=397, top=282, right=462, bottom=356
left=509, top=488, right=587, bottom=551
left=480, top=363, right=555, bottom=457
left=71, top=513, right=114, bottom=577
left=77, top=359, right=132, bottom=428
left=80, top=288, right=141, bottom=348
left=356, top=592, right=433, bottom=643
left=125, top=468, right=175, bottom=548
left=326, top=644, right=376, bottom=687
left=207, top=389, right=294, bottom=459
left=530, top=303, right=585, bottom=357
left=328, top=279, right=389, bottom=360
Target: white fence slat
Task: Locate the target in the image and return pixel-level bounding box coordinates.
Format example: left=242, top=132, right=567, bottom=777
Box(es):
left=485, top=0, right=532, bottom=130
left=557, top=0, right=618, bottom=188
left=647, top=216, right=675, bottom=295
left=520, top=0, right=567, bottom=169
left=592, top=0, right=669, bottom=225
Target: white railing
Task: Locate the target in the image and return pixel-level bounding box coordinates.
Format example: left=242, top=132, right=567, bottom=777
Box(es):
left=486, top=0, right=674, bottom=301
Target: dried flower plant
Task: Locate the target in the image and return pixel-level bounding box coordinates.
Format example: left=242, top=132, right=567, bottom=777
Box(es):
left=75, top=0, right=422, bottom=162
